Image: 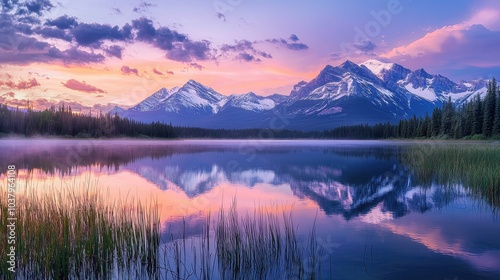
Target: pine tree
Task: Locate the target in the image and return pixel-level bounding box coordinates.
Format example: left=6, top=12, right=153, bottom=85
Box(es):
left=463, top=101, right=473, bottom=136
left=441, top=97, right=454, bottom=135
left=417, top=118, right=426, bottom=137
left=423, top=113, right=431, bottom=137
left=493, top=85, right=500, bottom=136
left=472, top=95, right=483, bottom=135
left=431, top=107, right=442, bottom=136
left=453, top=115, right=462, bottom=139
left=483, top=79, right=497, bottom=137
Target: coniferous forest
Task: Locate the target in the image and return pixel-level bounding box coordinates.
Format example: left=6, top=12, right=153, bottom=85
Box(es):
left=325, top=79, right=500, bottom=140
left=0, top=104, right=176, bottom=138
left=1, top=79, right=499, bottom=140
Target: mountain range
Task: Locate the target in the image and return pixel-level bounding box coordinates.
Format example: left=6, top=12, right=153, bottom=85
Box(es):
left=112, top=60, right=488, bottom=131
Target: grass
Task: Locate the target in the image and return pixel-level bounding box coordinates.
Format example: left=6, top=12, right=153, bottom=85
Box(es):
left=0, top=180, right=160, bottom=280
left=1, top=177, right=326, bottom=279
left=161, top=199, right=324, bottom=280
left=403, top=143, right=500, bottom=208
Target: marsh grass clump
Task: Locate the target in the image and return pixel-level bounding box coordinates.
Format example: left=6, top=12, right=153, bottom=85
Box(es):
left=403, top=144, right=500, bottom=208
left=162, top=199, right=322, bottom=280
left=1, top=178, right=326, bottom=280
left=0, top=181, right=160, bottom=280
left=215, top=201, right=322, bottom=279
left=215, top=200, right=293, bottom=279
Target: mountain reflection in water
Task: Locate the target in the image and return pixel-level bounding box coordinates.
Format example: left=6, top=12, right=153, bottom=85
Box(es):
left=1, top=140, right=499, bottom=279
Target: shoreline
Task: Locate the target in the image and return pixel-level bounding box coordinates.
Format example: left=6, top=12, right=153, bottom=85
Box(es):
left=0, top=136, right=499, bottom=145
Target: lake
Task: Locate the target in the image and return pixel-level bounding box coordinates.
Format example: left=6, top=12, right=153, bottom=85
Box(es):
left=1, top=139, right=499, bottom=279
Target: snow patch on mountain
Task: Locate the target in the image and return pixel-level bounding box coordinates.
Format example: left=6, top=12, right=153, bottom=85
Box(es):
left=130, top=87, right=174, bottom=112
left=158, top=80, right=226, bottom=114
left=318, top=106, right=342, bottom=115
left=240, top=99, right=274, bottom=111
left=224, top=92, right=275, bottom=112
left=169, top=87, right=217, bottom=112
left=361, top=59, right=394, bottom=78
left=404, top=83, right=438, bottom=102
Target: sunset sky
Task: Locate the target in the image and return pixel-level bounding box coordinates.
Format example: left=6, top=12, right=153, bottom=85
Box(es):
left=1, top=0, right=500, bottom=112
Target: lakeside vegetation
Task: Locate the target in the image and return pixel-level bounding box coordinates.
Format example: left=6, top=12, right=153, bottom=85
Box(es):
left=0, top=178, right=324, bottom=279
left=0, top=182, right=160, bottom=279
left=163, top=200, right=324, bottom=280
left=403, top=144, right=500, bottom=209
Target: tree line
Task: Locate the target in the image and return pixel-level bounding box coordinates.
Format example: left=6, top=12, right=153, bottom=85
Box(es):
left=0, top=104, right=176, bottom=138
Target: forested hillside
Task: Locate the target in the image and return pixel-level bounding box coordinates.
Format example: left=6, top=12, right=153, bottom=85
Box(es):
left=325, top=79, right=500, bottom=139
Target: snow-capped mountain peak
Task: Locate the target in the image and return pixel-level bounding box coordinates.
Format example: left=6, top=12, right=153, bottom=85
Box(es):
left=289, top=61, right=382, bottom=100
left=222, top=92, right=275, bottom=112
left=339, top=60, right=359, bottom=70
left=361, top=59, right=395, bottom=78
left=159, top=80, right=225, bottom=114
left=129, top=87, right=173, bottom=112
left=185, top=79, right=206, bottom=89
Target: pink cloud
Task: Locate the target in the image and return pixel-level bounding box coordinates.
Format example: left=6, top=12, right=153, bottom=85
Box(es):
left=152, top=68, right=163, bottom=75
left=380, top=7, right=500, bottom=75
left=2, top=92, right=16, bottom=98
left=121, top=66, right=139, bottom=76
left=0, top=78, right=41, bottom=90
left=62, top=79, right=106, bottom=93
left=189, top=62, right=204, bottom=70
left=466, top=9, right=500, bottom=30
left=380, top=24, right=500, bottom=72
left=382, top=24, right=465, bottom=58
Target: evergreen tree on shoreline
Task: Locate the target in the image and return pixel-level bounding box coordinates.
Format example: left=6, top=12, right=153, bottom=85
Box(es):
left=441, top=97, right=454, bottom=136
left=472, top=95, right=483, bottom=135
left=494, top=85, right=500, bottom=136
left=483, top=79, right=497, bottom=137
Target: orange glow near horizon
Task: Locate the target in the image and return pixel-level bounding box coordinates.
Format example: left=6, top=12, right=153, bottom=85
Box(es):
left=0, top=42, right=325, bottom=112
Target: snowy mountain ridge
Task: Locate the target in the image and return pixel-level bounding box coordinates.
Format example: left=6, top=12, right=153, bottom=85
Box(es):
left=115, top=60, right=489, bottom=130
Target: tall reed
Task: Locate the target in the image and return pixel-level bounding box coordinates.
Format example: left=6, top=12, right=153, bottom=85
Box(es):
left=162, top=199, right=322, bottom=280
left=0, top=180, right=160, bottom=279
left=403, top=144, right=500, bottom=208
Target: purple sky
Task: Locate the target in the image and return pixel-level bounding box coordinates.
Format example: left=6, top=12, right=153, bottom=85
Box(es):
left=1, top=0, right=500, bottom=111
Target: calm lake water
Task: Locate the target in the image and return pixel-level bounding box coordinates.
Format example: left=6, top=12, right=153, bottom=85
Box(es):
left=1, top=139, right=499, bottom=279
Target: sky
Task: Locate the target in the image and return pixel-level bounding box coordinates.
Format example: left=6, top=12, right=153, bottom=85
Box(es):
left=1, top=0, right=500, bottom=112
